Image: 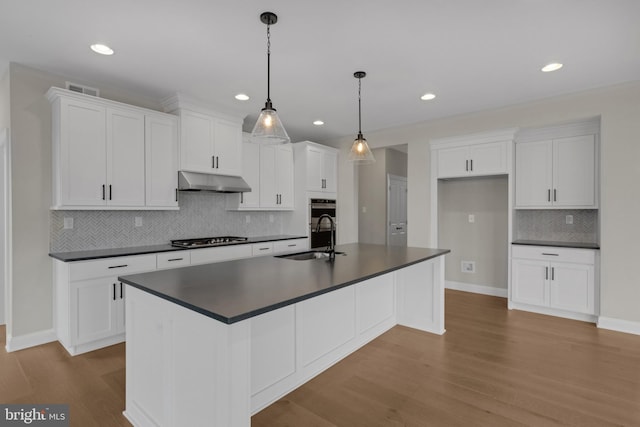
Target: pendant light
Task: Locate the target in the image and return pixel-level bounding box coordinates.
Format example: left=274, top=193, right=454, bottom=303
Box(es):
left=251, top=11, right=290, bottom=144
left=349, top=71, right=375, bottom=164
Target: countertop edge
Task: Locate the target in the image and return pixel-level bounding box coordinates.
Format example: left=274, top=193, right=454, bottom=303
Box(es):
left=512, top=240, right=600, bottom=250
left=121, top=247, right=450, bottom=324
left=49, top=235, right=308, bottom=262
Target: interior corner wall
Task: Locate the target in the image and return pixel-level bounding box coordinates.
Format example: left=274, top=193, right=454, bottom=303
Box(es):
left=384, top=148, right=408, bottom=178
left=0, top=67, right=8, bottom=326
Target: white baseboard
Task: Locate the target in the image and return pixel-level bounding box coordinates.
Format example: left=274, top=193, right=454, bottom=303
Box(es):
left=597, top=316, right=640, bottom=336
left=5, top=328, right=57, bottom=352
left=445, top=280, right=507, bottom=298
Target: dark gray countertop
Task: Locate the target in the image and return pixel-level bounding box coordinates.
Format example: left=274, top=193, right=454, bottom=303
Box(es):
left=48, top=235, right=307, bottom=262
left=512, top=240, right=600, bottom=250
left=119, top=243, right=450, bottom=324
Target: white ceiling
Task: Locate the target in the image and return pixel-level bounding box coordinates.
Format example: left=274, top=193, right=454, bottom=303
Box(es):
left=1, top=0, right=639, bottom=143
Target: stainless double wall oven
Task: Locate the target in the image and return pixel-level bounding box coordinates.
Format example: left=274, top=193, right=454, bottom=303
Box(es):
left=309, top=198, right=336, bottom=249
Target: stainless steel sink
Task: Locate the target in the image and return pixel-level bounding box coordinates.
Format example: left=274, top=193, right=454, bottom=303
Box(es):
left=276, top=250, right=345, bottom=261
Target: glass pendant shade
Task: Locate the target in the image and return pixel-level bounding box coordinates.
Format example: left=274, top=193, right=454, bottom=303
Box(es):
left=251, top=11, right=289, bottom=145
left=350, top=71, right=375, bottom=164
left=251, top=104, right=290, bottom=144
left=349, top=133, right=375, bottom=164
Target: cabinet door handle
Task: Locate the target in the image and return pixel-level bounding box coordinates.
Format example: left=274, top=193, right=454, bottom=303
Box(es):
left=553, top=189, right=557, bottom=202
left=551, top=267, right=555, bottom=281
left=216, top=156, right=219, bottom=169
left=113, top=283, right=117, bottom=301
left=470, top=159, right=473, bottom=171
left=212, top=156, right=216, bottom=168
left=108, top=264, right=128, bottom=269
left=465, top=160, right=469, bottom=171
left=545, top=267, right=548, bottom=280
left=547, top=189, right=551, bottom=202
left=102, top=184, right=106, bottom=200
left=120, top=282, right=123, bottom=299
left=109, top=184, right=112, bottom=201
left=175, top=188, right=178, bottom=202
left=240, top=193, right=244, bottom=204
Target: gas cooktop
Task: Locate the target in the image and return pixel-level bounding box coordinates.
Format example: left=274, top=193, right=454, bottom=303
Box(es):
left=170, top=236, right=248, bottom=248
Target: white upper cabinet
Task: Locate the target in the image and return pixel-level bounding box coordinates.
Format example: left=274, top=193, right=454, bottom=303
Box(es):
left=260, top=145, right=294, bottom=209
left=47, top=87, right=179, bottom=210
left=226, top=140, right=294, bottom=211
left=306, top=145, right=337, bottom=192
left=292, top=141, right=338, bottom=194
left=515, top=128, right=598, bottom=209
left=178, top=109, right=242, bottom=177
left=436, top=141, right=509, bottom=178
left=145, top=113, right=179, bottom=208
left=107, top=107, right=146, bottom=206
left=55, top=97, right=107, bottom=206
left=430, top=129, right=516, bottom=179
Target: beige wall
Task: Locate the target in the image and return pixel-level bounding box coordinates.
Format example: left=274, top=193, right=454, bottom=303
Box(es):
left=7, top=63, right=164, bottom=339
left=325, top=81, right=640, bottom=325
left=438, top=177, right=508, bottom=288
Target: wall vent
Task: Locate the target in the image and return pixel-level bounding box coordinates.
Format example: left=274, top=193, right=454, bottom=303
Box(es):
left=65, top=82, right=100, bottom=97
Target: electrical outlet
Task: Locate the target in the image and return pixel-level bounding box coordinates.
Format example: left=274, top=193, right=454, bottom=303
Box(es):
left=565, top=215, right=573, bottom=225
left=135, top=216, right=143, bottom=227
left=461, top=261, right=475, bottom=273
left=63, top=217, right=73, bottom=229
left=245, top=215, right=251, bottom=224
left=468, top=214, right=475, bottom=223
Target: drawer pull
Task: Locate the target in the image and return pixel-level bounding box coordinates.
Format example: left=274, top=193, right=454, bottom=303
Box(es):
left=287, top=244, right=296, bottom=247
left=541, top=253, right=559, bottom=256
left=259, top=247, right=270, bottom=251
left=108, top=264, right=129, bottom=269
left=167, top=258, right=184, bottom=262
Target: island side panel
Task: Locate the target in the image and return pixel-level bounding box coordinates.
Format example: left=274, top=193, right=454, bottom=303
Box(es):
left=396, top=256, right=446, bottom=334
left=124, top=286, right=251, bottom=427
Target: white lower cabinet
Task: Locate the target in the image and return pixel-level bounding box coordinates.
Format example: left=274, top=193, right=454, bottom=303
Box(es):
left=55, top=254, right=157, bottom=355
left=273, top=238, right=308, bottom=254
left=511, top=245, right=597, bottom=320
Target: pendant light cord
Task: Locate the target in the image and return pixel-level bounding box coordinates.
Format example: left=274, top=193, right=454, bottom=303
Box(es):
left=358, top=76, right=362, bottom=135
left=266, top=23, right=271, bottom=104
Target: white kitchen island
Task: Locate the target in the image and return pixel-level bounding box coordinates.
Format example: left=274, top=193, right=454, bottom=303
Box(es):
left=120, top=243, right=449, bottom=427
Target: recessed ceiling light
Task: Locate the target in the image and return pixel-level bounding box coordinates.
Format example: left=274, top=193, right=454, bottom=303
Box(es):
left=313, top=120, right=324, bottom=126
left=420, top=93, right=436, bottom=101
left=541, top=63, right=563, bottom=72
left=235, top=93, right=250, bottom=101
left=90, top=44, right=114, bottom=56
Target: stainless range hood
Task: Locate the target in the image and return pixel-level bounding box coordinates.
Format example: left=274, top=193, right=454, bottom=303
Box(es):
left=178, top=171, right=251, bottom=193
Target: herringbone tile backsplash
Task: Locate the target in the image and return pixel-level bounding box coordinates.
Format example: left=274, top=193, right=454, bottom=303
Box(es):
left=515, top=209, right=598, bottom=243
left=50, top=192, right=290, bottom=252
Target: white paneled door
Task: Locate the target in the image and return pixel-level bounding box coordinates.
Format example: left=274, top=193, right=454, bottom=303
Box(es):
left=387, top=174, right=408, bottom=246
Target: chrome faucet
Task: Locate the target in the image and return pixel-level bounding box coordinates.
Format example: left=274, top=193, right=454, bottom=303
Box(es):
left=315, top=214, right=335, bottom=260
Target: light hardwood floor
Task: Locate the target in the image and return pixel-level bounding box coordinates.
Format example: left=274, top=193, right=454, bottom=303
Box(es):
left=2, top=290, right=639, bottom=426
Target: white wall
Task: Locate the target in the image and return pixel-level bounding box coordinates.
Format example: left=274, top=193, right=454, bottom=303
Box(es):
left=324, top=81, right=640, bottom=325
left=0, top=67, right=8, bottom=326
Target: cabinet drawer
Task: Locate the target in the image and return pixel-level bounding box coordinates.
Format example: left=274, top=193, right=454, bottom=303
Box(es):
left=273, top=239, right=308, bottom=254
left=157, top=251, right=191, bottom=269
left=512, top=245, right=595, bottom=264
left=70, top=254, right=157, bottom=281
left=252, top=243, right=274, bottom=256
left=190, top=244, right=252, bottom=265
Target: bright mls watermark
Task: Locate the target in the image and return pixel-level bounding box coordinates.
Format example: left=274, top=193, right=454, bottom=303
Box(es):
left=0, top=405, right=68, bottom=426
